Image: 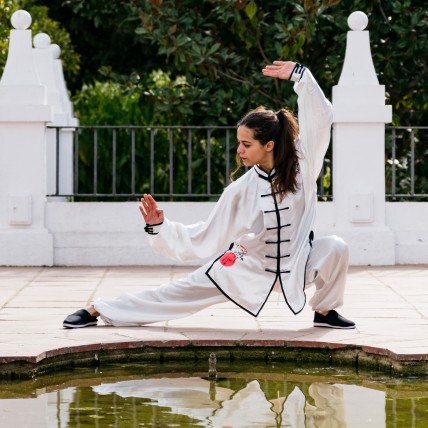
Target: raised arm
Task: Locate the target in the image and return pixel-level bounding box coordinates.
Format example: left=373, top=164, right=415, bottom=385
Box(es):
left=262, top=61, right=333, bottom=178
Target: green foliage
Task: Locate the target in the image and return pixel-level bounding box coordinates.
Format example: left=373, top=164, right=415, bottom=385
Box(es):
left=3, top=0, right=427, bottom=198
left=49, top=0, right=427, bottom=126
left=73, top=80, right=149, bottom=126
left=4, top=0, right=428, bottom=125
left=72, top=78, right=235, bottom=199
left=385, top=127, right=428, bottom=199
left=0, top=1, right=14, bottom=64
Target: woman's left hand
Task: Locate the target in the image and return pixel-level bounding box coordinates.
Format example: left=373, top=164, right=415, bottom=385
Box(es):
left=262, top=61, right=296, bottom=80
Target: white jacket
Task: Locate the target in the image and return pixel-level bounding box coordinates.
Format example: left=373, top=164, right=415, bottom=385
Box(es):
left=148, top=68, right=333, bottom=316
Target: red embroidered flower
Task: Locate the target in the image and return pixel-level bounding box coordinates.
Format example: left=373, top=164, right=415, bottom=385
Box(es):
left=220, top=252, right=237, bottom=267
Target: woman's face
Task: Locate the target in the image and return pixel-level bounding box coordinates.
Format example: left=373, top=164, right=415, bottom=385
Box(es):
left=237, top=125, right=274, bottom=171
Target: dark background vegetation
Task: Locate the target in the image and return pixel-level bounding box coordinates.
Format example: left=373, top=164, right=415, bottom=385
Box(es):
left=1, top=0, right=427, bottom=198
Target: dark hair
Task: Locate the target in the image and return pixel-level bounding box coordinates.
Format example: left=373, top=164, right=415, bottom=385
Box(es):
left=232, top=106, right=299, bottom=199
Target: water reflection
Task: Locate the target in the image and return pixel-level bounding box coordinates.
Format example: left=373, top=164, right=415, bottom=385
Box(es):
left=94, top=377, right=234, bottom=422
left=1, top=364, right=427, bottom=427
left=94, top=377, right=385, bottom=427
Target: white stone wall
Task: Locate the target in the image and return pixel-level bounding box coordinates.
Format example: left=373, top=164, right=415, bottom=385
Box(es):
left=45, top=201, right=428, bottom=266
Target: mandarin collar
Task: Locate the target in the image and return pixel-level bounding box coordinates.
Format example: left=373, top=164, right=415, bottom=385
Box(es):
left=254, top=164, right=276, bottom=182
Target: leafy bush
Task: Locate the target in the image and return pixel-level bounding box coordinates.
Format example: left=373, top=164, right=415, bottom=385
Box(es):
left=72, top=77, right=237, bottom=200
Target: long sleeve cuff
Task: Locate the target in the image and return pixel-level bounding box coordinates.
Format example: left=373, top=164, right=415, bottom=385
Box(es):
left=144, top=222, right=163, bottom=235
left=288, top=63, right=306, bottom=82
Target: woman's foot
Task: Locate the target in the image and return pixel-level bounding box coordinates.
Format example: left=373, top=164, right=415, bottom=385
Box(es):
left=63, top=308, right=98, bottom=329
left=87, top=305, right=100, bottom=317
left=313, top=310, right=355, bottom=329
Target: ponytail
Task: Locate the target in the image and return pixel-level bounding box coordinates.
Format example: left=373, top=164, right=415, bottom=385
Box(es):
left=273, top=108, right=299, bottom=198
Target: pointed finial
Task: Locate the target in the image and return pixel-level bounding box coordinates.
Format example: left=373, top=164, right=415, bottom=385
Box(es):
left=11, top=10, right=32, bottom=30
left=33, top=33, right=51, bottom=49
left=50, top=44, right=61, bottom=59
left=348, top=11, right=368, bottom=31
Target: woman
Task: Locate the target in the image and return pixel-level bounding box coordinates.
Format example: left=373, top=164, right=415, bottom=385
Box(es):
left=63, top=61, right=355, bottom=329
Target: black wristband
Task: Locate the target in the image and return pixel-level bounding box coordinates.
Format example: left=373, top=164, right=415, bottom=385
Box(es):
left=288, top=63, right=306, bottom=82
left=144, top=222, right=163, bottom=235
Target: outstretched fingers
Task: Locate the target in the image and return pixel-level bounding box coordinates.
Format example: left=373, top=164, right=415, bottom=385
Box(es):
left=262, top=66, right=280, bottom=78
left=262, top=60, right=295, bottom=80
left=139, top=199, right=148, bottom=221
left=139, top=194, right=164, bottom=225
left=139, top=194, right=153, bottom=218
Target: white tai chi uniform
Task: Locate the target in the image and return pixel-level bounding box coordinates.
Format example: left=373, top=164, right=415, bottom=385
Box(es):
left=94, top=67, right=349, bottom=327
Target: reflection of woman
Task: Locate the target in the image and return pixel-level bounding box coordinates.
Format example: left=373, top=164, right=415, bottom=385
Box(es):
left=93, top=378, right=385, bottom=427
left=94, top=378, right=306, bottom=427
left=64, top=61, right=354, bottom=330
left=94, top=377, right=234, bottom=422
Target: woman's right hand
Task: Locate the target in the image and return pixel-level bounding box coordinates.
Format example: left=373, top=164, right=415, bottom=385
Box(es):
left=139, top=194, right=164, bottom=225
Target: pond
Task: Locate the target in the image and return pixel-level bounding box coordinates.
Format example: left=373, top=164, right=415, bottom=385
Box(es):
left=1, top=360, right=427, bottom=427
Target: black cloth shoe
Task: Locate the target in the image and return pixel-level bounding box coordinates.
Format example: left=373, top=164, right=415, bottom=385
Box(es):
left=63, top=309, right=98, bottom=329
left=313, top=310, right=355, bottom=329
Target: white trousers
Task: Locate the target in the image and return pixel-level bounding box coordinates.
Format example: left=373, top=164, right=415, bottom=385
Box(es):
left=95, top=236, right=349, bottom=326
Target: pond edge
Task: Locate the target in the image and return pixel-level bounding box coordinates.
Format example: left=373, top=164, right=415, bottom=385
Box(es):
left=1, top=339, right=427, bottom=380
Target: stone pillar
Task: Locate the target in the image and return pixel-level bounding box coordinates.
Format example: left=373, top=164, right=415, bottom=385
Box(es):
left=33, top=33, right=77, bottom=197
left=332, top=11, right=394, bottom=264
left=0, top=11, right=53, bottom=265
left=52, top=43, right=79, bottom=197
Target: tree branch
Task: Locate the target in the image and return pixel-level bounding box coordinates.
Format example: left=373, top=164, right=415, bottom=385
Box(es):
left=256, top=33, right=282, bottom=103
left=377, top=0, right=392, bottom=27
left=217, top=69, right=280, bottom=105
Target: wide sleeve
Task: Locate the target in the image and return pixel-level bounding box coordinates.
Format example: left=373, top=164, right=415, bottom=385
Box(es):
left=147, top=178, right=255, bottom=262
left=293, top=69, right=333, bottom=179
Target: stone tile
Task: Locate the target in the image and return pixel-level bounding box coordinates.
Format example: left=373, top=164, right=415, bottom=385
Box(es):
left=0, top=308, right=84, bottom=320
left=344, top=288, right=397, bottom=296
left=342, top=309, right=421, bottom=318
left=105, top=267, right=174, bottom=278
left=241, top=330, right=314, bottom=341
left=96, top=278, right=161, bottom=286
left=166, top=317, right=258, bottom=331
left=390, top=347, right=428, bottom=357
left=0, top=290, right=23, bottom=308
left=370, top=267, right=428, bottom=277
left=35, top=267, right=107, bottom=278
left=27, top=281, right=99, bottom=288
left=0, top=265, right=427, bottom=371
left=343, top=301, right=413, bottom=309
left=0, top=267, right=42, bottom=277
left=0, top=279, right=32, bottom=287
left=5, top=300, right=86, bottom=308
left=180, top=331, right=246, bottom=341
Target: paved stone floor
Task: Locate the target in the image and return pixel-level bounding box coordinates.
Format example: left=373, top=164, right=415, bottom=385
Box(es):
left=0, top=265, right=427, bottom=371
